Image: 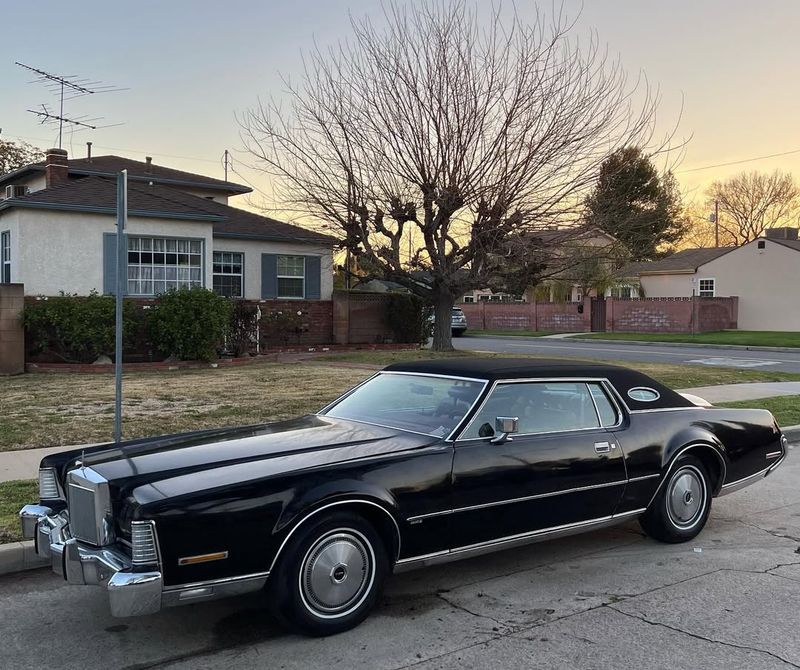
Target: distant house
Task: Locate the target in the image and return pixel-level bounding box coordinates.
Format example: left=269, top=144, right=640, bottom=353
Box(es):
left=0, top=148, right=336, bottom=300
left=625, top=228, right=800, bottom=331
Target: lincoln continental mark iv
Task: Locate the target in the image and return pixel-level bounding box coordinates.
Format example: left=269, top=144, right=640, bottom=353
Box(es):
left=20, top=358, right=787, bottom=635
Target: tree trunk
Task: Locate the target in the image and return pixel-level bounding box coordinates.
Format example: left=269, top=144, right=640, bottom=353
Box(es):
left=431, top=292, right=455, bottom=352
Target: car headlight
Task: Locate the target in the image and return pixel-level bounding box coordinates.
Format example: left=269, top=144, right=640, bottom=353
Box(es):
left=38, top=467, right=62, bottom=501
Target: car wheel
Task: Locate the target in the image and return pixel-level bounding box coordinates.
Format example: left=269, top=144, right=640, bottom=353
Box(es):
left=639, top=454, right=711, bottom=543
left=267, top=512, right=389, bottom=636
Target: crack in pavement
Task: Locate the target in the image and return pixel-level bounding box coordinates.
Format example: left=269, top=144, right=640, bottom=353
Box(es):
left=607, top=605, right=800, bottom=669
left=435, top=592, right=513, bottom=634
left=739, top=520, right=800, bottom=545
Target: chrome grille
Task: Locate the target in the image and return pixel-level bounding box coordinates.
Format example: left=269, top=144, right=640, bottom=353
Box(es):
left=131, top=521, right=158, bottom=565
left=68, top=484, right=99, bottom=544
left=66, top=466, right=114, bottom=546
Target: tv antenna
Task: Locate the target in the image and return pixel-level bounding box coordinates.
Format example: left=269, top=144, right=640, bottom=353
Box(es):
left=16, top=61, right=127, bottom=149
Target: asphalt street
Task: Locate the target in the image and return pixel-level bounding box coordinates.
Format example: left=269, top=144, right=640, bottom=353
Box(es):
left=3, top=447, right=799, bottom=669
left=455, top=334, right=800, bottom=373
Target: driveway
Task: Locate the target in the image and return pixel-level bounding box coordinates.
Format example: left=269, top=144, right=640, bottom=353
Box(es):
left=456, top=334, right=800, bottom=373
left=3, top=449, right=799, bottom=669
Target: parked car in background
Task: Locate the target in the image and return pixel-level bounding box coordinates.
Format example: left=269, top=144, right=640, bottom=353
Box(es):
left=20, top=359, right=786, bottom=636
left=450, top=306, right=468, bottom=336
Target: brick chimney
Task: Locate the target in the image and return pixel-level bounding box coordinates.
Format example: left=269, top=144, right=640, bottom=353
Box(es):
left=45, top=148, right=69, bottom=188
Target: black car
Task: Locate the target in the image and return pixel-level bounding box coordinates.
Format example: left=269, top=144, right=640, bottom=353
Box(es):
left=21, top=358, right=787, bottom=635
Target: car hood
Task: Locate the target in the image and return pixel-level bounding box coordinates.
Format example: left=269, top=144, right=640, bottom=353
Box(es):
left=48, top=416, right=439, bottom=498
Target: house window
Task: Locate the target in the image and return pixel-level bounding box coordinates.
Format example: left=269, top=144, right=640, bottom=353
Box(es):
left=463, top=295, right=475, bottom=303
left=757, top=240, right=766, bottom=249
left=213, top=251, right=243, bottom=297
left=127, top=236, right=203, bottom=295
left=698, top=278, right=715, bottom=297
left=1, top=231, right=9, bottom=283
left=277, top=255, right=305, bottom=298
left=611, top=286, right=632, bottom=299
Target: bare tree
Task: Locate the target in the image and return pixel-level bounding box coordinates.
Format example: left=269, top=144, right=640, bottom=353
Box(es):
left=240, top=1, right=672, bottom=350
left=707, top=170, right=800, bottom=245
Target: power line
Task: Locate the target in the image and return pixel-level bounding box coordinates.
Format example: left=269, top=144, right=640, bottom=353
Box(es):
left=678, top=147, right=800, bottom=174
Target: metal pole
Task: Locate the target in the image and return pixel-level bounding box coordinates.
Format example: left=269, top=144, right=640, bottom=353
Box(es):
left=114, top=170, right=127, bottom=444
left=714, top=200, right=720, bottom=248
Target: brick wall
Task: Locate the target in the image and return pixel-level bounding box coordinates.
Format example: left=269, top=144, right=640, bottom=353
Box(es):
left=605, top=297, right=738, bottom=334
left=460, top=300, right=591, bottom=332
left=459, top=296, right=738, bottom=334
left=0, top=284, right=25, bottom=374
left=333, top=291, right=398, bottom=344
left=257, top=299, right=333, bottom=345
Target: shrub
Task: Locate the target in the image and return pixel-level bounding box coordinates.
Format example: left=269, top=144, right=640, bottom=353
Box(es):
left=23, top=291, right=142, bottom=363
left=259, top=308, right=304, bottom=348
left=227, top=300, right=259, bottom=356
left=148, top=287, right=233, bottom=361
left=384, top=293, right=431, bottom=344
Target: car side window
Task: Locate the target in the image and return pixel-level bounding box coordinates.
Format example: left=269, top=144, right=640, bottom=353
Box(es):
left=460, top=381, right=602, bottom=439
left=588, top=383, right=619, bottom=427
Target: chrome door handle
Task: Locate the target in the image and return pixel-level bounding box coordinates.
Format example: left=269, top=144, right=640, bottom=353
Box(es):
left=594, top=441, right=611, bottom=453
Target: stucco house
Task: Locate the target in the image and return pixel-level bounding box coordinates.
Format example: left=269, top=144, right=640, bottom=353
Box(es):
left=626, top=228, right=800, bottom=331
left=0, top=148, right=336, bottom=300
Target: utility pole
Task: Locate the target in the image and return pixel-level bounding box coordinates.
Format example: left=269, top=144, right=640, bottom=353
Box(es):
left=114, top=170, right=128, bottom=444
left=223, top=149, right=230, bottom=181
left=714, top=200, right=720, bottom=248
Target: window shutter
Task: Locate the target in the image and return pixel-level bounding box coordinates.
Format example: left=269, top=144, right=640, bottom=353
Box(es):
left=305, top=255, right=321, bottom=299
left=261, top=253, right=277, bottom=299
left=102, top=233, right=128, bottom=295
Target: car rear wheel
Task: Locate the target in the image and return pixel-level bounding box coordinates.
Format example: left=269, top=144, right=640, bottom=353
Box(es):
left=267, top=512, right=389, bottom=636
left=639, top=454, right=711, bottom=543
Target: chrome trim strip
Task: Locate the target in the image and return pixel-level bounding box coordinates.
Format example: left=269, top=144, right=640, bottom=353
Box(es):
left=163, top=570, right=271, bottom=592
left=161, top=573, right=269, bottom=608
left=766, top=451, right=783, bottom=459
left=268, top=499, right=402, bottom=574
left=718, top=465, right=771, bottom=496
left=406, top=480, right=628, bottom=522
left=647, top=443, right=727, bottom=506
left=380, top=370, right=490, bottom=384
left=629, top=407, right=695, bottom=414
left=394, top=508, right=646, bottom=573
left=626, top=473, right=661, bottom=483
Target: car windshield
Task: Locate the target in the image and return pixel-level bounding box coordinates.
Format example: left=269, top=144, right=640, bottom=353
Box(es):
left=322, top=373, right=485, bottom=437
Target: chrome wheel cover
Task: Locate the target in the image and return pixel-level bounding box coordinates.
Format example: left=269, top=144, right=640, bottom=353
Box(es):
left=666, top=465, right=706, bottom=530
left=299, top=529, right=375, bottom=619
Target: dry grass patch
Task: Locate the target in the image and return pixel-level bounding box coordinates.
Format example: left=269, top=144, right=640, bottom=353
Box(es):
left=0, top=364, right=371, bottom=452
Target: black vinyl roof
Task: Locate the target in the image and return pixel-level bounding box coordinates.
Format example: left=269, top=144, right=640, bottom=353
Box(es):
left=383, top=357, right=692, bottom=410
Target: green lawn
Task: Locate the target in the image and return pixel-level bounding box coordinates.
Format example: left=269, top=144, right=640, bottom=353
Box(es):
left=573, top=331, right=800, bottom=348
left=0, top=479, right=37, bottom=544
left=717, top=395, right=800, bottom=427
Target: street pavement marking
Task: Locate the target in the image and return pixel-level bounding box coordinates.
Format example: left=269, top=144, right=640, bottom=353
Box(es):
left=687, top=357, right=782, bottom=368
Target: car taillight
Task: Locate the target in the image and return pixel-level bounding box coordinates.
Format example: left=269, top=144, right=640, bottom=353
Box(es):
left=38, top=468, right=61, bottom=500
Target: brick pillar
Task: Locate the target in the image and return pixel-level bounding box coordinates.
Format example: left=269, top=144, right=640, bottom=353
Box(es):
left=0, top=284, right=25, bottom=375
left=332, top=291, right=350, bottom=344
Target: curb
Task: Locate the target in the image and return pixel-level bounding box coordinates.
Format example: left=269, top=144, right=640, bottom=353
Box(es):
left=570, top=338, right=800, bottom=354
left=783, top=424, right=800, bottom=443
left=0, top=540, right=48, bottom=577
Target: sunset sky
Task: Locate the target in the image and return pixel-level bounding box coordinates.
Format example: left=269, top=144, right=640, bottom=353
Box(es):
left=3, top=0, right=799, bottom=219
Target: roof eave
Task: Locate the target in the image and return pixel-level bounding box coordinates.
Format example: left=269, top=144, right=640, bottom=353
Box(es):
left=0, top=199, right=223, bottom=221
left=212, top=231, right=336, bottom=245
left=68, top=168, right=252, bottom=195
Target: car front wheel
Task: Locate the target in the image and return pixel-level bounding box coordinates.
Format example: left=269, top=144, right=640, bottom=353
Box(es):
left=267, top=512, right=389, bottom=636
left=639, top=454, right=711, bottom=543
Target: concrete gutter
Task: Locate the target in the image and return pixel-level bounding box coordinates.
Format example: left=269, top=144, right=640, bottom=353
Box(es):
left=2, top=425, right=798, bottom=577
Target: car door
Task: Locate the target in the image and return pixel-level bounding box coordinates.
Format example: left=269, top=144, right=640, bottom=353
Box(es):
left=448, top=380, right=627, bottom=549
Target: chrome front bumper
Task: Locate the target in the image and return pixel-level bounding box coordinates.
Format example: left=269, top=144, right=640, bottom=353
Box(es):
left=19, top=505, right=162, bottom=617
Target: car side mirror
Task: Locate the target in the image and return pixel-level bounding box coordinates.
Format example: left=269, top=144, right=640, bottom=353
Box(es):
left=490, top=416, right=519, bottom=444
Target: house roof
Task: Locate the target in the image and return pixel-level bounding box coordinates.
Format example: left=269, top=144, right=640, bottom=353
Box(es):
left=768, top=238, right=800, bottom=253
left=0, top=177, right=337, bottom=245
left=0, top=154, right=251, bottom=195
left=623, top=247, right=735, bottom=276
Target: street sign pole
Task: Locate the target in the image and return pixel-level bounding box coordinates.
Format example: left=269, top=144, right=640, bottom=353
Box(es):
left=114, top=169, right=127, bottom=444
